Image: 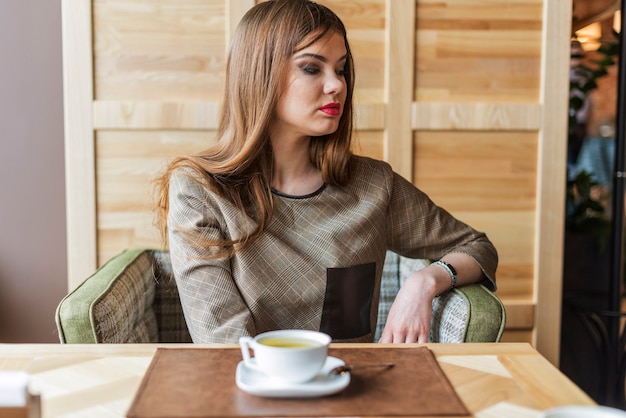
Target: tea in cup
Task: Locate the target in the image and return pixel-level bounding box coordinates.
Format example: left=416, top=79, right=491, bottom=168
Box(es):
left=239, top=330, right=331, bottom=383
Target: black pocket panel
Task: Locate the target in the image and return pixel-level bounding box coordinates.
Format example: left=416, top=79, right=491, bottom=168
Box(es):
left=320, top=262, right=376, bottom=340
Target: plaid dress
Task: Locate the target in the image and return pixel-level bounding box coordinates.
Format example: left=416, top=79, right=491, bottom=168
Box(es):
left=168, top=156, right=497, bottom=343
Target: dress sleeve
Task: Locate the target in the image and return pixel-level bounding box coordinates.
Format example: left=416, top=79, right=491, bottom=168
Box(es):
left=385, top=171, right=498, bottom=290
left=167, top=170, right=256, bottom=343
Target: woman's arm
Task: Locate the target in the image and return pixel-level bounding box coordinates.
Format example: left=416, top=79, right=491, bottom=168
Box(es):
left=168, top=170, right=255, bottom=343
left=380, top=170, right=498, bottom=343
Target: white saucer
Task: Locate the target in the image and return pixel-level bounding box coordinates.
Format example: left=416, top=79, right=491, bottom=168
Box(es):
left=235, top=356, right=350, bottom=398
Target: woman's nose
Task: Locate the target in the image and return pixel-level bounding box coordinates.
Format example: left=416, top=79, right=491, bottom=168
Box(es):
left=324, top=72, right=345, bottom=95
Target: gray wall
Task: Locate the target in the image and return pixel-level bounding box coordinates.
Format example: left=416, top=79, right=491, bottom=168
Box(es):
left=0, top=0, right=67, bottom=342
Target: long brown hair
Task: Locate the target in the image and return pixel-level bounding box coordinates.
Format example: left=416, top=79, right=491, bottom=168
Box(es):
left=155, top=0, right=356, bottom=256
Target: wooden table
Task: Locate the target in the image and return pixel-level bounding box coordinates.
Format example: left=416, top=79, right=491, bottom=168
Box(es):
left=0, top=343, right=594, bottom=417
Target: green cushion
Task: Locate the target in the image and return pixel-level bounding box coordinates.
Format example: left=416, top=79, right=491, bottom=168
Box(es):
left=454, top=284, right=506, bottom=342
left=56, top=248, right=159, bottom=343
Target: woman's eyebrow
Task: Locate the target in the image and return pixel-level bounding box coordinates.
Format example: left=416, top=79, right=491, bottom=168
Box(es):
left=294, top=53, right=348, bottom=63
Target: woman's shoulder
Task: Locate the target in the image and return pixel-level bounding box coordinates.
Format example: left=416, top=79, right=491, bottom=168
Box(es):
left=351, top=154, right=392, bottom=171
left=169, top=165, right=212, bottom=197
left=170, top=162, right=204, bottom=177
left=347, top=155, right=421, bottom=200
left=350, top=155, right=394, bottom=181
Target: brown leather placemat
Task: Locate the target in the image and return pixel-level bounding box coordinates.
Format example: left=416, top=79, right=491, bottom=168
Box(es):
left=127, top=347, right=469, bottom=417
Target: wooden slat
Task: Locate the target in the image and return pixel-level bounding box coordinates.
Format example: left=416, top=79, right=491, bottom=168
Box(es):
left=502, top=301, right=536, bottom=330
left=501, top=329, right=534, bottom=343
left=412, top=103, right=541, bottom=130
left=225, top=0, right=255, bottom=46
left=384, top=0, right=415, bottom=180
left=62, top=0, right=97, bottom=290
left=93, top=101, right=386, bottom=131
left=533, top=0, right=572, bottom=366
left=417, top=0, right=543, bottom=24
left=353, top=131, right=385, bottom=161
left=355, top=103, right=386, bottom=131
left=93, top=101, right=221, bottom=130
left=93, top=100, right=541, bottom=132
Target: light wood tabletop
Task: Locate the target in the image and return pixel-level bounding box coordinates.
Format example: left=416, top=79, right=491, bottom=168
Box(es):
left=0, top=343, right=594, bottom=417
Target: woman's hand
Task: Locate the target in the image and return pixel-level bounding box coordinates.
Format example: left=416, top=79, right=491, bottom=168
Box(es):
left=378, top=268, right=439, bottom=343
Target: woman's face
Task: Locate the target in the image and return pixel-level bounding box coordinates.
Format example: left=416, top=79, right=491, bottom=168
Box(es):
left=271, top=31, right=348, bottom=142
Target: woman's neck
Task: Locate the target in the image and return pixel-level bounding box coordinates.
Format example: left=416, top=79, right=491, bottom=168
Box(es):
left=270, top=136, right=324, bottom=196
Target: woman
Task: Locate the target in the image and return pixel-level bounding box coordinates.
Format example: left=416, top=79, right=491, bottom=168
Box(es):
left=156, top=0, right=497, bottom=344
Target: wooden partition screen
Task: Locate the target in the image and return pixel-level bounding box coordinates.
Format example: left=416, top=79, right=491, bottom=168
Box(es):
left=62, top=0, right=572, bottom=364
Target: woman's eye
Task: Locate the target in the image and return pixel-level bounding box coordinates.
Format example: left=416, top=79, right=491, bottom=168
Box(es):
left=336, top=68, right=346, bottom=77
left=301, top=65, right=319, bottom=75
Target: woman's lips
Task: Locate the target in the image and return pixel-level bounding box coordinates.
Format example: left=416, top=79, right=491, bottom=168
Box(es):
left=319, top=103, right=341, bottom=116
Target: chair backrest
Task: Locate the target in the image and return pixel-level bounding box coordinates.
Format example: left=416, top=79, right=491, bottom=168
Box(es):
left=56, top=248, right=192, bottom=343
left=56, top=249, right=505, bottom=343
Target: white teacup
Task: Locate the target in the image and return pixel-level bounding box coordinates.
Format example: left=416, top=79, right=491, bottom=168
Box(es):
left=239, top=330, right=331, bottom=383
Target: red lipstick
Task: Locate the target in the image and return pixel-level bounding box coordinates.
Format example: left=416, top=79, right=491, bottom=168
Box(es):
left=320, top=102, right=341, bottom=116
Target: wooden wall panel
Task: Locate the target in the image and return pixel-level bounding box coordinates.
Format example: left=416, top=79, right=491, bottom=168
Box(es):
left=415, top=0, right=543, bottom=102
left=63, top=0, right=572, bottom=364
left=414, top=131, right=537, bottom=211
left=354, top=131, right=385, bottom=161
left=534, top=0, right=571, bottom=362
left=384, top=0, right=415, bottom=178
left=62, top=0, right=96, bottom=285
left=95, top=130, right=217, bottom=263
left=93, top=0, right=227, bottom=101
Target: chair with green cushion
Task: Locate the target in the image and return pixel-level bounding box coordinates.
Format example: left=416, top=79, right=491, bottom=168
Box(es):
left=55, top=249, right=505, bottom=343
left=56, top=248, right=192, bottom=343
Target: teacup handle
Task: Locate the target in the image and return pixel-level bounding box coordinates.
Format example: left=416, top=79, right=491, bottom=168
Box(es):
left=239, top=336, right=257, bottom=369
